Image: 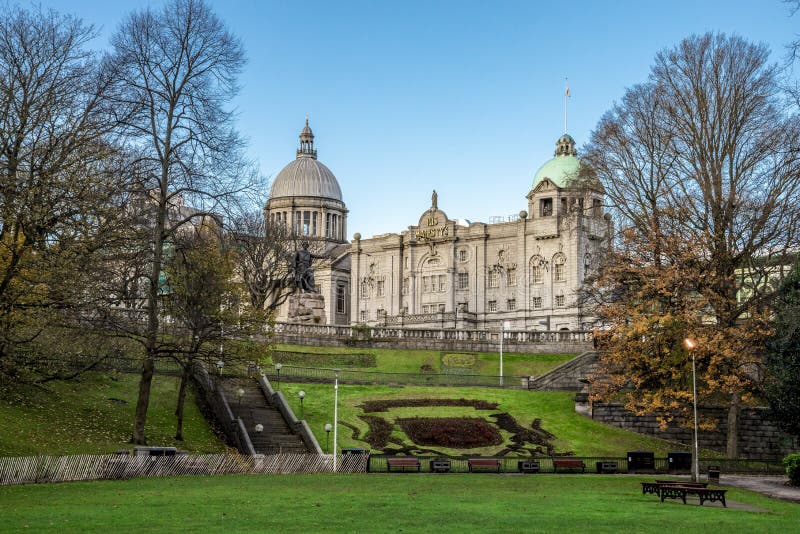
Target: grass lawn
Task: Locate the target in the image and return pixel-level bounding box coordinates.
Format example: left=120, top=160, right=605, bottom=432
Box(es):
left=273, top=344, right=575, bottom=377
left=0, top=372, right=228, bottom=456
left=277, top=382, right=682, bottom=457
left=0, top=474, right=796, bottom=533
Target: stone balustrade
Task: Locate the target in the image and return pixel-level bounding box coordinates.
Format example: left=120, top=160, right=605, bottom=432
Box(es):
left=269, top=322, right=593, bottom=353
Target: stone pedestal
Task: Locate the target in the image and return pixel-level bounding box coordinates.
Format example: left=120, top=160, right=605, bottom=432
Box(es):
left=287, top=292, right=326, bottom=324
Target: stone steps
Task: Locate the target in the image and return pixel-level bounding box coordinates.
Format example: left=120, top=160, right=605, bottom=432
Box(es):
left=221, top=378, right=308, bottom=454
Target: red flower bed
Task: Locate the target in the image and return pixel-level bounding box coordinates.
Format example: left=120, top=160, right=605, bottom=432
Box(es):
left=397, top=417, right=503, bottom=448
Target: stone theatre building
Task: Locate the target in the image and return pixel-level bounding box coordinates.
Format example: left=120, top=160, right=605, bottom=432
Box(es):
left=351, top=133, right=611, bottom=331
left=265, top=120, right=611, bottom=330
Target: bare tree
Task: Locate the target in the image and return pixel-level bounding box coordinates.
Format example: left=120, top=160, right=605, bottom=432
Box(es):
left=585, top=34, right=800, bottom=457
left=229, top=211, right=298, bottom=312
left=0, top=6, right=121, bottom=381
left=109, top=0, right=247, bottom=444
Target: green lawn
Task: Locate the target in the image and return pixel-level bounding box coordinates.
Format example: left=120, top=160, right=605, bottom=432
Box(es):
left=0, top=474, right=796, bottom=533
left=0, top=372, right=228, bottom=456
left=278, top=382, right=682, bottom=457
left=272, top=344, right=575, bottom=377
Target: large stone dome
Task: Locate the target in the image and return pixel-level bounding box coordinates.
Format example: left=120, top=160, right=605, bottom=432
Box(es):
left=269, top=118, right=343, bottom=201
left=270, top=157, right=343, bottom=201
left=532, top=134, right=582, bottom=189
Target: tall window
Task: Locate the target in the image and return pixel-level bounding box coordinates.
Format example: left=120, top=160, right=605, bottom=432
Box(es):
left=457, top=272, right=469, bottom=290
left=360, top=310, right=367, bottom=322
left=555, top=294, right=565, bottom=307
left=423, top=276, right=430, bottom=293
left=532, top=265, right=544, bottom=284
left=402, top=278, right=409, bottom=295
left=360, top=281, right=369, bottom=298
left=488, top=270, right=499, bottom=288
left=532, top=296, right=543, bottom=309
left=312, top=211, right=318, bottom=236
left=303, top=211, right=310, bottom=235
left=553, top=255, right=566, bottom=282
left=507, top=299, right=516, bottom=311
left=336, top=284, right=346, bottom=314
left=438, top=274, right=446, bottom=292
left=540, top=198, right=553, bottom=217
left=507, top=267, right=517, bottom=287
left=459, top=249, right=467, bottom=262
left=376, top=280, right=385, bottom=297
left=488, top=300, right=497, bottom=312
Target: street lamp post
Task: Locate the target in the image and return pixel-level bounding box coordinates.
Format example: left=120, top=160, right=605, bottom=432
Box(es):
left=298, top=390, right=306, bottom=420
left=333, top=369, right=339, bottom=472
left=499, top=321, right=511, bottom=386
left=275, top=363, right=282, bottom=391
left=684, top=338, right=700, bottom=483
left=324, top=423, right=332, bottom=453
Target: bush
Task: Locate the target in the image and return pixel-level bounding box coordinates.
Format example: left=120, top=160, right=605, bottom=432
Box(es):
left=785, top=453, right=800, bottom=486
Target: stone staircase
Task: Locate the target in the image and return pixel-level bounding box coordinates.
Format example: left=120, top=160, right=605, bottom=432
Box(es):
left=222, top=379, right=308, bottom=454
left=527, top=351, right=599, bottom=391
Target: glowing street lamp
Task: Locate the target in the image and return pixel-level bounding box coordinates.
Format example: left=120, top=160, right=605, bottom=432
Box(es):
left=684, top=337, right=700, bottom=483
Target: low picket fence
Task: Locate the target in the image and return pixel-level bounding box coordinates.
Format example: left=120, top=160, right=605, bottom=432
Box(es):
left=0, top=452, right=369, bottom=486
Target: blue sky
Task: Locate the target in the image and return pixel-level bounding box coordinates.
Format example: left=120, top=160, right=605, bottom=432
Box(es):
left=42, top=0, right=799, bottom=237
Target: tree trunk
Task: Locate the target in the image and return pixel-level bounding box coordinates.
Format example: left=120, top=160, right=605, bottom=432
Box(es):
left=174, top=366, right=189, bottom=441
left=132, top=197, right=167, bottom=445
left=726, top=391, right=740, bottom=459
left=131, top=355, right=155, bottom=445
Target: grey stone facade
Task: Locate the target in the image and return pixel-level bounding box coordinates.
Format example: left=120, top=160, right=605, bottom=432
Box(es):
left=351, top=135, right=612, bottom=330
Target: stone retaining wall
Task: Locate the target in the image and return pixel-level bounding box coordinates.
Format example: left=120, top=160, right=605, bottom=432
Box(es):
left=591, top=403, right=798, bottom=459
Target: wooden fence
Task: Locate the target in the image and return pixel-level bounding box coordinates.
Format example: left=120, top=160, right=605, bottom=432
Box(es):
left=0, top=453, right=369, bottom=486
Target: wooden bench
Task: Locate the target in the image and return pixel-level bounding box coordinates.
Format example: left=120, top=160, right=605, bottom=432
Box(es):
left=468, top=458, right=501, bottom=473
left=553, top=458, right=586, bottom=473
left=386, top=457, right=420, bottom=472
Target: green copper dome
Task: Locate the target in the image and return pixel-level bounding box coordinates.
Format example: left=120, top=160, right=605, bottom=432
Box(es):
left=532, top=134, right=582, bottom=189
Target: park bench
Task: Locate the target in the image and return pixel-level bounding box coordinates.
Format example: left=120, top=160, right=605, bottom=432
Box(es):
left=468, top=458, right=501, bottom=473
left=552, top=458, right=586, bottom=473
left=657, top=484, right=727, bottom=507
left=517, top=461, right=540, bottom=474
left=386, top=457, right=420, bottom=472
left=641, top=481, right=708, bottom=496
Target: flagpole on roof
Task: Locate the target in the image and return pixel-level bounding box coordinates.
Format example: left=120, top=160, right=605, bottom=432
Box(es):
left=564, top=77, right=570, bottom=134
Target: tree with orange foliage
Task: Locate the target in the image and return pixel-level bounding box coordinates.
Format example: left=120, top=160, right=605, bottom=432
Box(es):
left=584, top=34, right=799, bottom=458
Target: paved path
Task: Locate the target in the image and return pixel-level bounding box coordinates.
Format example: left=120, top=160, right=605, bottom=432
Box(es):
left=721, top=475, right=800, bottom=503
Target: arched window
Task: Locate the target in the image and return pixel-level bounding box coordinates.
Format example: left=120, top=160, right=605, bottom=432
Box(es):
left=553, top=253, right=566, bottom=282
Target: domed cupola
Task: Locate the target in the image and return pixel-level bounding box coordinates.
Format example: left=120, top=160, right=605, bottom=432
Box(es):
left=531, top=133, right=582, bottom=190
left=265, top=118, right=348, bottom=243
left=269, top=118, right=343, bottom=201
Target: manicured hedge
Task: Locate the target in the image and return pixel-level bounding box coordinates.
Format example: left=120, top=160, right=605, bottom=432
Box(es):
left=272, top=351, right=377, bottom=368
left=360, top=398, right=498, bottom=413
